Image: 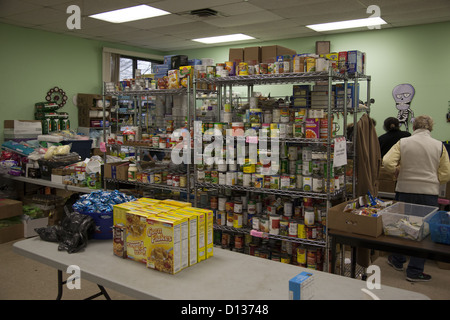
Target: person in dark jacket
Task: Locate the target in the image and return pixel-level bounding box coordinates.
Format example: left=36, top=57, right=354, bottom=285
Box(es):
left=378, top=117, right=411, bottom=157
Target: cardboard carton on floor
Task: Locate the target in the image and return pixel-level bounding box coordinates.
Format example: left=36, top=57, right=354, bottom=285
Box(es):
left=328, top=200, right=383, bottom=237
left=0, top=199, right=23, bottom=220
left=0, top=217, right=24, bottom=244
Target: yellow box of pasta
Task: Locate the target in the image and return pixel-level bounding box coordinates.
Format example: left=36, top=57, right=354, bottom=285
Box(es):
left=125, top=210, right=153, bottom=264
left=161, top=199, right=192, bottom=208
left=172, top=210, right=199, bottom=266
left=176, top=208, right=206, bottom=262
left=157, top=213, right=189, bottom=270
left=136, top=198, right=161, bottom=206
left=146, top=216, right=183, bottom=274
left=113, top=201, right=145, bottom=226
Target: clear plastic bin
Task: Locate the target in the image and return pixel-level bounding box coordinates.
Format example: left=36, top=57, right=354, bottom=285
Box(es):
left=378, top=202, right=438, bottom=241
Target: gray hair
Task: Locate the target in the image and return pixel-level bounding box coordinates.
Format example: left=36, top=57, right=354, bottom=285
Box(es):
left=413, top=115, right=434, bottom=131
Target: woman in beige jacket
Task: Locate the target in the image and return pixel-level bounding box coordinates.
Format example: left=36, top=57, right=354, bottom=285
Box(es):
left=383, top=115, right=450, bottom=282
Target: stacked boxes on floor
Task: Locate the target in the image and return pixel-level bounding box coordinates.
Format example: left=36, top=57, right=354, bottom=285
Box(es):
left=112, top=198, right=213, bottom=274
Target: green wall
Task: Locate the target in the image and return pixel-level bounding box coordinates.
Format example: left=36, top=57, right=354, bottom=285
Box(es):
left=170, top=21, right=450, bottom=141
left=0, top=22, right=164, bottom=143
left=1, top=21, right=449, bottom=143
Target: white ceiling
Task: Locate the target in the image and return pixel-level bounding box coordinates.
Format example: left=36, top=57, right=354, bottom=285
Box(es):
left=1, top=0, right=450, bottom=52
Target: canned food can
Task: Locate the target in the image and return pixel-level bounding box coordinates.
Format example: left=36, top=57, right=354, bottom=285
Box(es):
left=289, top=219, right=298, bottom=237
left=307, top=249, right=317, bottom=269
left=154, top=172, right=162, bottom=184
left=180, top=175, right=186, bottom=187
left=312, top=175, right=323, bottom=192
left=233, top=213, right=243, bottom=228
left=234, top=201, right=243, bottom=213
left=254, top=174, right=264, bottom=188
left=218, top=197, right=227, bottom=211
left=259, top=216, right=269, bottom=233
left=225, top=201, right=234, bottom=213
left=297, top=222, right=306, bottom=239
left=297, top=247, right=306, bottom=266
left=303, top=176, right=312, bottom=191
left=284, top=201, right=293, bottom=217
left=243, top=173, right=251, bottom=187
left=279, top=220, right=289, bottom=236
left=219, top=172, right=226, bottom=185
left=252, top=215, right=260, bottom=230
left=248, top=200, right=256, bottom=214
left=172, top=175, right=180, bottom=187
left=270, top=175, right=280, bottom=189
left=211, top=170, right=219, bottom=184
left=269, top=214, right=280, bottom=235
left=197, top=170, right=205, bottom=183
left=226, top=212, right=234, bottom=227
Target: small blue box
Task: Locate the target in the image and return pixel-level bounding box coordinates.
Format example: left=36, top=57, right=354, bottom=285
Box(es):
left=289, top=271, right=314, bottom=300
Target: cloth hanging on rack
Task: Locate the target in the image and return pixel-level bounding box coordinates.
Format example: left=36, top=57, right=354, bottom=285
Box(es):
left=355, top=113, right=381, bottom=268
left=355, top=113, right=381, bottom=198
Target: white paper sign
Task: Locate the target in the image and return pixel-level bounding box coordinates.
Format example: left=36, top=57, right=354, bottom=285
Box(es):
left=333, top=137, right=347, bottom=167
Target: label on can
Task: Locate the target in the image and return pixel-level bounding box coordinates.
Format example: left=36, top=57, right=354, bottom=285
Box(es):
left=233, top=213, right=243, bottom=228
left=303, top=176, right=312, bottom=191
left=297, top=222, right=306, bottom=239
left=269, top=214, right=280, bottom=235
left=289, top=219, right=298, bottom=237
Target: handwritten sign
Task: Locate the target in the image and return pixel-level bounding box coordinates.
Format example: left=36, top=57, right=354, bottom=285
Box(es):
left=333, top=137, right=347, bottom=167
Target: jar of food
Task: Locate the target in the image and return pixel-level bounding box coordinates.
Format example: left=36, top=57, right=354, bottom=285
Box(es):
left=128, top=164, right=137, bottom=181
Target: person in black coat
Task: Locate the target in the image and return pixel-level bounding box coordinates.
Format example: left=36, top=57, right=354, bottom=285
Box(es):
left=378, top=117, right=411, bottom=157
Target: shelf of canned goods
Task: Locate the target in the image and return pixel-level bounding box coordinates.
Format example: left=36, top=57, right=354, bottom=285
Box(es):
left=191, top=68, right=371, bottom=272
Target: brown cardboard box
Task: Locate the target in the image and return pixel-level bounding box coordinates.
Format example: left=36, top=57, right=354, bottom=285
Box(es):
left=104, top=162, right=129, bottom=180
left=328, top=200, right=383, bottom=237
left=229, top=48, right=244, bottom=63
left=261, top=45, right=296, bottom=63
left=378, top=166, right=396, bottom=193
left=244, top=46, right=261, bottom=65
left=0, top=223, right=24, bottom=244
left=0, top=199, right=23, bottom=220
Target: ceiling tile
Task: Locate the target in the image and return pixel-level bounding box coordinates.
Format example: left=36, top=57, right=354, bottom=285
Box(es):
left=203, top=10, right=284, bottom=28
left=142, top=0, right=243, bottom=14
left=4, top=7, right=67, bottom=26
left=0, top=0, right=43, bottom=18
left=122, top=14, right=197, bottom=29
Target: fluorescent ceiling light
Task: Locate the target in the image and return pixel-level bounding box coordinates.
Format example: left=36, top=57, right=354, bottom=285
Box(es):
left=89, top=5, right=170, bottom=23
left=306, top=17, right=387, bottom=32
left=192, top=33, right=255, bottom=44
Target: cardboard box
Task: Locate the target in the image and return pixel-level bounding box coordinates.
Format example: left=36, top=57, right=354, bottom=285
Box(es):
left=104, top=162, right=129, bottom=180
left=158, top=213, right=189, bottom=270
left=177, top=208, right=206, bottom=262
left=328, top=200, right=384, bottom=237
left=126, top=210, right=152, bottom=264
left=23, top=216, right=48, bottom=238
left=347, top=50, right=364, bottom=74
left=261, top=45, right=296, bottom=63
left=229, top=48, right=244, bottom=63
left=4, top=120, right=42, bottom=136
left=289, top=271, right=314, bottom=300
left=0, top=221, right=24, bottom=244
left=173, top=209, right=198, bottom=266
left=0, top=199, right=23, bottom=220
left=146, top=216, right=183, bottom=274
left=113, top=225, right=127, bottom=259
left=244, top=46, right=261, bottom=65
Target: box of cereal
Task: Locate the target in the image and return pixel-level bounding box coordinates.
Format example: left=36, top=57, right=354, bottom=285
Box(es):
left=176, top=208, right=206, bottom=262
left=146, top=216, right=183, bottom=274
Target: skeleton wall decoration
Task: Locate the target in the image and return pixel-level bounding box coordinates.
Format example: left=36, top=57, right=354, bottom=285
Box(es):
left=392, top=83, right=415, bottom=131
